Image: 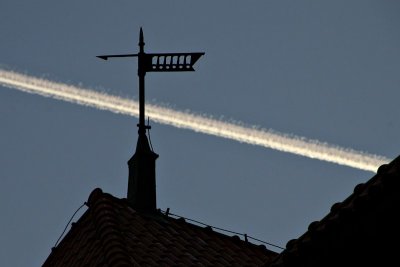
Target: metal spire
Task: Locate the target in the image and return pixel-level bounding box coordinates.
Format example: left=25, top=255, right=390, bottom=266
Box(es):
left=97, top=28, right=204, bottom=212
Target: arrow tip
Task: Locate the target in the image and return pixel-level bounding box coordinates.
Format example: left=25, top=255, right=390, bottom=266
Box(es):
left=139, top=27, right=145, bottom=52
left=139, top=27, right=144, bottom=43
left=97, top=56, right=108, bottom=60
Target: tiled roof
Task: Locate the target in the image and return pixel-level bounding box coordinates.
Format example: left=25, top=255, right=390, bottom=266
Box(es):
left=269, top=155, right=400, bottom=267
left=43, top=188, right=278, bottom=267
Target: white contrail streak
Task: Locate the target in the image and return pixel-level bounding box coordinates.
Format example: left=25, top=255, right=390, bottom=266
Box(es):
left=0, top=69, right=389, bottom=172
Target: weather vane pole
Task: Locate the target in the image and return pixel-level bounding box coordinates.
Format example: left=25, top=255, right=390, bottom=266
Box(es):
left=97, top=27, right=204, bottom=136
left=138, top=28, right=146, bottom=135
left=97, top=28, right=204, bottom=212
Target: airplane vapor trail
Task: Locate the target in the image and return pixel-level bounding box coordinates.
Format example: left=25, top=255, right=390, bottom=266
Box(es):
left=0, top=69, right=389, bottom=172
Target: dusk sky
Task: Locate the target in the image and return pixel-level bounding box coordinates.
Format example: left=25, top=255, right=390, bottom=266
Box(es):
left=1, top=1, right=400, bottom=266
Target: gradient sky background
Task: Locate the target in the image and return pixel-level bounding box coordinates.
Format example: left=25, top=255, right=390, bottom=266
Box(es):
left=1, top=1, right=400, bottom=266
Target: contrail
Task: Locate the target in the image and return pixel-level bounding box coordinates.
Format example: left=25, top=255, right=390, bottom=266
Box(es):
left=0, top=69, right=389, bottom=172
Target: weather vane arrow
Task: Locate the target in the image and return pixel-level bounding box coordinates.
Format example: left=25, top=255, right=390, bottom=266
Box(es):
left=97, top=28, right=204, bottom=135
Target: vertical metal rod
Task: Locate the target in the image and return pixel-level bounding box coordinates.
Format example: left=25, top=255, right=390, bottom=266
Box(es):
left=138, top=27, right=146, bottom=135
left=138, top=71, right=145, bottom=134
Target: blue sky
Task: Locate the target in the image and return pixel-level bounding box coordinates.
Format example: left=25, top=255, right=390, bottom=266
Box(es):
left=1, top=1, right=400, bottom=266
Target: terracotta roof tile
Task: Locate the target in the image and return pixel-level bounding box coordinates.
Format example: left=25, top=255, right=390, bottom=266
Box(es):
left=43, top=188, right=278, bottom=266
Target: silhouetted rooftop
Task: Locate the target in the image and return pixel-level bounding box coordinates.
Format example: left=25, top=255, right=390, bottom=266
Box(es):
left=269, top=155, right=400, bottom=267
left=42, top=156, right=400, bottom=266
left=43, top=188, right=278, bottom=267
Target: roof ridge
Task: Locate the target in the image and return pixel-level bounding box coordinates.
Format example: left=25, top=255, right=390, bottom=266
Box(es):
left=87, top=188, right=139, bottom=266
left=44, top=187, right=278, bottom=266
left=269, top=155, right=400, bottom=266
left=89, top=188, right=271, bottom=251
left=162, top=210, right=281, bottom=251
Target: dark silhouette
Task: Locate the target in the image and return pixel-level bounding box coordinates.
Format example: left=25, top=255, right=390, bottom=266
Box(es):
left=43, top=29, right=400, bottom=267
left=97, top=28, right=204, bottom=212
left=43, top=188, right=278, bottom=266
left=269, top=158, right=400, bottom=267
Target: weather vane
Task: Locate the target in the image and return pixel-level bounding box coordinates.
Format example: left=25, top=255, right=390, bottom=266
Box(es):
left=97, top=28, right=204, bottom=136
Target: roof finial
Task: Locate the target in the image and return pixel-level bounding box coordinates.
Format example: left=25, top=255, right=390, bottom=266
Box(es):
left=97, top=29, right=204, bottom=212
left=139, top=27, right=144, bottom=53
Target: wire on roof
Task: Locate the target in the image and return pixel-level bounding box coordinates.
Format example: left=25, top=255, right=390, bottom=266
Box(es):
left=160, top=209, right=285, bottom=250
left=52, top=202, right=88, bottom=249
